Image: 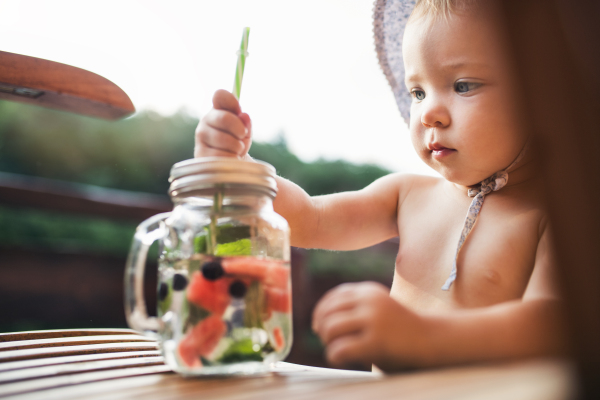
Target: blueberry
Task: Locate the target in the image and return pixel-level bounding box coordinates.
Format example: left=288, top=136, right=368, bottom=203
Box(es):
left=229, top=280, right=247, bottom=298
left=172, top=274, right=188, bottom=291
left=158, top=282, right=168, bottom=301
left=202, top=260, right=224, bottom=280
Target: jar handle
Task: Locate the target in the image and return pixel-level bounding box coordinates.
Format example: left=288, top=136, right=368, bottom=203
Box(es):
left=124, top=212, right=171, bottom=333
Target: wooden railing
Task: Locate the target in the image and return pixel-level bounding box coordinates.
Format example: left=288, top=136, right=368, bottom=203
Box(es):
left=0, top=172, right=172, bottom=221
left=0, top=172, right=172, bottom=333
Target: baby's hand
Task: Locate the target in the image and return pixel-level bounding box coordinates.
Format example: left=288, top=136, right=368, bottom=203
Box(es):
left=312, top=282, right=428, bottom=371
left=194, top=89, right=252, bottom=159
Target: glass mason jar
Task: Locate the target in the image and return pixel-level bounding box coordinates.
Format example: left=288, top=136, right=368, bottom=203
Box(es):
left=124, top=157, right=292, bottom=375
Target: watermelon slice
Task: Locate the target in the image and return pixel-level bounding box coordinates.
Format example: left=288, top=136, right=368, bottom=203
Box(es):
left=187, top=271, right=232, bottom=316
left=272, top=327, right=285, bottom=352
left=178, top=315, right=227, bottom=368
left=178, top=336, right=202, bottom=368
left=265, top=286, right=291, bottom=313
left=222, top=257, right=290, bottom=290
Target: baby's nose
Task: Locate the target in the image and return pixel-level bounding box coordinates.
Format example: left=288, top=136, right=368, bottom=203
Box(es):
left=420, top=100, right=451, bottom=128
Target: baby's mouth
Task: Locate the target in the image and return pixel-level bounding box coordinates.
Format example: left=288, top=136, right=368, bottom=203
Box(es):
left=428, top=143, right=456, bottom=158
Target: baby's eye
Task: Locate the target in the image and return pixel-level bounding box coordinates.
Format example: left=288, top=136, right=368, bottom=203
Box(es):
left=454, top=81, right=481, bottom=94
left=411, top=90, right=425, bottom=101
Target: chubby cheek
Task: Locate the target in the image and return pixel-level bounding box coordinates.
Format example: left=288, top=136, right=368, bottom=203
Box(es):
left=409, top=119, right=478, bottom=184
left=455, top=105, right=525, bottom=177
left=409, top=117, right=431, bottom=165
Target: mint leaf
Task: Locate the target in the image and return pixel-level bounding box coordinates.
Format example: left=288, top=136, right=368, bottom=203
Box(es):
left=195, top=225, right=250, bottom=255
left=194, top=234, right=207, bottom=254
left=217, top=225, right=251, bottom=243
left=215, top=238, right=252, bottom=256
left=217, top=338, right=263, bottom=364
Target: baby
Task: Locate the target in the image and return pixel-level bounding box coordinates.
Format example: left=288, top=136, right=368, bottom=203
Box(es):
left=194, top=0, right=566, bottom=371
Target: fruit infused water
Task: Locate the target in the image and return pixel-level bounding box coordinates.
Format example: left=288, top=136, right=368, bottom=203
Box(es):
left=125, top=158, right=290, bottom=376
left=158, top=255, right=292, bottom=374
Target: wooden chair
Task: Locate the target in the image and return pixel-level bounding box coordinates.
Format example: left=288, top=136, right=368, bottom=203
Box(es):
left=0, top=329, right=169, bottom=398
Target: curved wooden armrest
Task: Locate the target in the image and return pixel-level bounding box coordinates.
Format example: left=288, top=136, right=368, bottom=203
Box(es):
left=0, top=50, right=135, bottom=120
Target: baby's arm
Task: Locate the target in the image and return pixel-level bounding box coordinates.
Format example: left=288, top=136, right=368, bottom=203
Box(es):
left=313, top=226, right=568, bottom=370
left=195, top=89, right=401, bottom=251
left=273, top=174, right=401, bottom=250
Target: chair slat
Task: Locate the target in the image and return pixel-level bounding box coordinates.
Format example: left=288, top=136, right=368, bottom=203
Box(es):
left=0, top=350, right=161, bottom=373
left=0, top=335, right=155, bottom=352
left=0, top=342, right=159, bottom=363
left=0, top=329, right=139, bottom=342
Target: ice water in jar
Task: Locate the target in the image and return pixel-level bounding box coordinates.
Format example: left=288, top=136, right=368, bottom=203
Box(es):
left=125, top=157, right=292, bottom=375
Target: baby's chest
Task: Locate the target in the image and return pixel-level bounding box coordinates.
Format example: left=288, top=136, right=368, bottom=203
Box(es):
left=394, top=201, right=540, bottom=308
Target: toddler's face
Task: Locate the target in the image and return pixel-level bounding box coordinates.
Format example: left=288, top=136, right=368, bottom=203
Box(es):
left=403, top=6, right=526, bottom=186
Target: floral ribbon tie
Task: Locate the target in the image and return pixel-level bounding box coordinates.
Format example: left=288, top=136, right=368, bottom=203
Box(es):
left=441, top=138, right=530, bottom=291
left=441, top=172, right=509, bottom=290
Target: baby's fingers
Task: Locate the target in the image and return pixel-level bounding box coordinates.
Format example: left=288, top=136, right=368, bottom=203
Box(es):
left=326, top=335, right=371, bottom=369
left=204, top=109, right=248, bottom=140
left=239, top=112, right=252, bottom=139
left=212, top=89, right=241, bottom=115
left=317, top=311, right=364, bottom=345
left=195, top=122, right=245, bottom=157
left=313, top=284, right=360, bottom=331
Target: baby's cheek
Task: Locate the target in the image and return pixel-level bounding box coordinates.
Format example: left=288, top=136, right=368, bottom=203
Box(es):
left=410, top=131, right=432, bottom=166
left=409, top=123, right=423, bottom=151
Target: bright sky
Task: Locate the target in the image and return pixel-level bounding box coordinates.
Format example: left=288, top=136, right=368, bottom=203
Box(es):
left=0, top=0, right=436, bottom=175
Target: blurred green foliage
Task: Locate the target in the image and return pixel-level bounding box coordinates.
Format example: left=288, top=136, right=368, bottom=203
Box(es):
left=0, top=205, right=137, bottom=255
left=306, top=246, right=395, bottom=281
left=0, top=101, right=390, bottom=196
left=249, top=137, right=391, bottom=196
left=0, top=101, right=396, bottom=277
left=0, top=101, right=194, bottom=194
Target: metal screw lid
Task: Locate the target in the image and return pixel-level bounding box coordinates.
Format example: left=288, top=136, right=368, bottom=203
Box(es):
left=168, top=157, right=278, bottom=198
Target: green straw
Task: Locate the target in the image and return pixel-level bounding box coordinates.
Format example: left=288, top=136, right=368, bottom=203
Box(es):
left=206, top=28, right=250, bottom=256
left=233, top=27, right=250, bottom=99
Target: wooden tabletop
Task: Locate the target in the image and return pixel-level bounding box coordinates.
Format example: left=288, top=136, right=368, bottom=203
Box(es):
left=1, top=359, right=575, bottom=400
left=0, top=329, right=577, bottom=400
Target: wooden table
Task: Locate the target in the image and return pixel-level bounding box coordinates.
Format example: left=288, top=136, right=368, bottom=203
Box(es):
left=0, top=330, right=576, bottom=400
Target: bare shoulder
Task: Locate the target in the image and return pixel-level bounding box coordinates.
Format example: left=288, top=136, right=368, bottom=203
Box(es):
left=359, top=172, right=440, bottom=211
left=497, top=179, right=548, bottom=235
left=387, top=173, right=444, bottom=204
left=367, top=172, right=442, bottom=196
